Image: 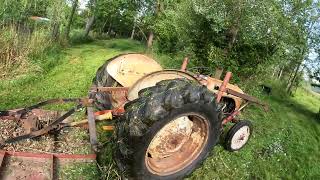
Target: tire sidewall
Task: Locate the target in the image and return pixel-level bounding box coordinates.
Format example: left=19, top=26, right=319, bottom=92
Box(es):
left=131, top=103, right=220, bottom=180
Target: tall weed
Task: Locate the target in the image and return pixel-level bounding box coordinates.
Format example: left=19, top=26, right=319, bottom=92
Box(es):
left=0, top=24, right=52, bottom=79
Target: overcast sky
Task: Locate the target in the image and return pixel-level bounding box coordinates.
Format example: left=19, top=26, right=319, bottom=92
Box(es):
left=79, top=0, right=88, bottom=10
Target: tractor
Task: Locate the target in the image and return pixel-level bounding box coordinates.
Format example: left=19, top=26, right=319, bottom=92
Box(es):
left=92, top=53, right=266, bottom=179
left=0, top=53, right=266, bottom=180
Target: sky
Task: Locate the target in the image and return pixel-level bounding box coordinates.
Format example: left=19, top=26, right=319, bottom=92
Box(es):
left=79, top=0, right=89, bottom=10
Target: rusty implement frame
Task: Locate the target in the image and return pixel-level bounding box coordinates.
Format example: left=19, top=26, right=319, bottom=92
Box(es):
left=0, top=73, right=264, bottom=153
left=92, top=72, right=267, bottom=131
left=0, top=150, right=96, bottom=179
left=0, top=55, right=268, bottom=179
left=0, top=87, right=129, bottom=151
left=87, top=86, right=129, bottom=150
left=0, top=99, right=85, bottom=148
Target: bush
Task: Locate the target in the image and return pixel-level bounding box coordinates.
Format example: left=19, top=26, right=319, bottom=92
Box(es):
left=0, top=25, right=53, bottom=79
left=69, top=29, right=94, bottom=45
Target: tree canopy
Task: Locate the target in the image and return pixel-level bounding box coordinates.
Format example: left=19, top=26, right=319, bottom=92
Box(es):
left=0, top=0, right=319, bottom=92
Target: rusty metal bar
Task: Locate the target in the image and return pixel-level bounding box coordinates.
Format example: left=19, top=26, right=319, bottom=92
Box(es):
left=51, top=154, right=55, bottom=180
left=0, top=150, right=96, bottom=159
left=222, top=110, right=240, bottom=125
left=0, top=150, right=96, bottom=179
left=226, top=88, right=267, bottom=109
left=222, top=102, right=249, bottom=125
left=216, top=72, right=232, bottom=103
left=0, top=151, right=6, bottom=178
left=94, top=108, right=125, bottom=117
left=0, top=152, right=5, bottom=170
left=0, top=98, right=83, bottom=120
left=180, top=57, right=189, bottom=72
left=96, top=87, right=129, bottom=92
left=87, top=106, right=98, bottom=152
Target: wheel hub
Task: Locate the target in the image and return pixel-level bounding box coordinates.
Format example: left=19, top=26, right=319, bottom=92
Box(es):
left=148, top=116, right=193, bottom=159
left=145, top=114, right=209, bottom=176
left=230, top=126, right=250, bottom=150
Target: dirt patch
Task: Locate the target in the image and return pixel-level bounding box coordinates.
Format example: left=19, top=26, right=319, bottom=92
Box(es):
left=0, top=120, right=24, bottom=141
left=0, top=156, right=52, bottom=180
left=55, top=127, right=92, bottom=154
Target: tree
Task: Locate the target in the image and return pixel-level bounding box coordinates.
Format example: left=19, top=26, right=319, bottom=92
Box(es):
left=151, top=0, right=320, bottom=90
left=84, top=0, right=96, bottom=37
left=284, top=0, right=320, bottom=93
left=145, top=0, right=168, bottom=48
left=65, top=0, right=78, bottom=39
left=154, top=0, right=287, bottom=76
left=47, top=0, right=68, bottom=41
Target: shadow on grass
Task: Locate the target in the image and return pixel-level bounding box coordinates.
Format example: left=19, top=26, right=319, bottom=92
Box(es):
left=269, top=95, right=319, bottom=124
left=103, top=39, right=145, bottom=53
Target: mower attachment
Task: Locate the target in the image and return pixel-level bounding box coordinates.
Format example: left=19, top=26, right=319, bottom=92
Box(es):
left=0, top=98, right=86, bottom=148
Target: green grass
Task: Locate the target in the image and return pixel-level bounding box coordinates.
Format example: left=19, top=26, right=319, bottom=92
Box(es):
left=189, top=87, right=320, bottom=179
left=1, top=39, right=319, bottom=179
left=0, top=39, right=145, bottom=110
left=0, top=39, right=145, bottom=179
left=59, top=162, right=100, bottom=180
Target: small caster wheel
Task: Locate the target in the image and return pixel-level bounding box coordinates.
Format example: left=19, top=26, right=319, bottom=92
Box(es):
left=225, top=120, right=252, bottom=151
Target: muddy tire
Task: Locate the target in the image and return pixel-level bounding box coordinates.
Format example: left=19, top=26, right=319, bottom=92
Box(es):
left=224, top=120, right=252, bottom=151
left=92, top=60, right=120, bottom=110
left=114, top=79, right=221, bottom=180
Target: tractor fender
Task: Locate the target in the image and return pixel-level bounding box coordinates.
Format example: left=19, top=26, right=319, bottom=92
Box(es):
left=106, top=53, right=163, bottom=87
left=127, top=70, right=198, bottom=100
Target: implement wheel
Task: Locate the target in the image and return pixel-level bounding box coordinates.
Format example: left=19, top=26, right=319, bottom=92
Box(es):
left=114, top=79, right=221, bottom=179
left=225, top=120, right=252, bottom=151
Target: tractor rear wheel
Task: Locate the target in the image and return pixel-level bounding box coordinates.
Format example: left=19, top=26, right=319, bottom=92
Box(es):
left=114, top=79, right=221, bottom=179
left=92, top=60, right=120, bottom=110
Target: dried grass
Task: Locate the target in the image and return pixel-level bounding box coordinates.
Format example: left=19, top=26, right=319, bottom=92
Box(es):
left=0, top=24, right=51, bottom=79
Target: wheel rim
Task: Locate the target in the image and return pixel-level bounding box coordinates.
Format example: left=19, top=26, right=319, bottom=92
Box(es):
left=230, top=125, right=250, bottom=150
left=145, top=114, right=209, bottom=176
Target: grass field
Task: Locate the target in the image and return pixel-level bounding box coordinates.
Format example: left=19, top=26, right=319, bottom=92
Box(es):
left=1, top=39, right=319, bottom=179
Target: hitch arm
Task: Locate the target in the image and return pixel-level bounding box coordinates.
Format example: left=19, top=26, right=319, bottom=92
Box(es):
left=226, top=88, right=268, bottom=111
left=0, top=98, right=83, bottom=119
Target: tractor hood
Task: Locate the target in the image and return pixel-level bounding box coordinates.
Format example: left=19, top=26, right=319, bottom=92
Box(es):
left=107, top=53, right=163, bottom=87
